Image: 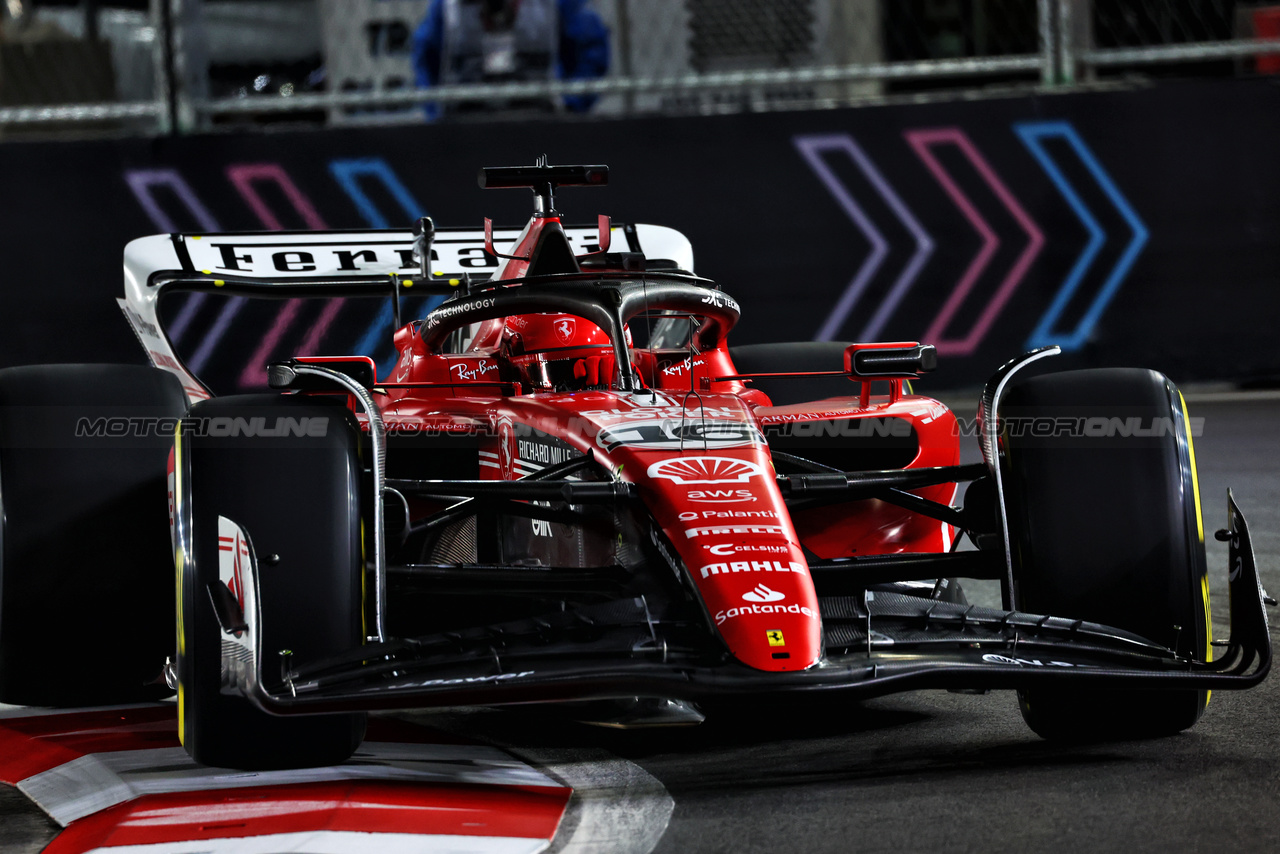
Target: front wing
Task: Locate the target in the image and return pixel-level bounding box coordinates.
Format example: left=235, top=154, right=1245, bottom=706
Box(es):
left=218, top=494, right=1270, bottom=716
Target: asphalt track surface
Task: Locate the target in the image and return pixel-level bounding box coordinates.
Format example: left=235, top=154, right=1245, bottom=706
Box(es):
left=4, top=392, right=1279, bottom=853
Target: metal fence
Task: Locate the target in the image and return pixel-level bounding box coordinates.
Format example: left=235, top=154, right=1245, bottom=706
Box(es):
left=3, top=0, right=1280, bottom=135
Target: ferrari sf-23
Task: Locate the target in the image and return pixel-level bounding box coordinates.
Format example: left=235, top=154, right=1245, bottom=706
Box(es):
left=0, top=161, right=1269, bottom=770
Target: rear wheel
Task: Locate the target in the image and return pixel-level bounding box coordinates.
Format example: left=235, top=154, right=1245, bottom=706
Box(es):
left=0, top=364, right=184, bottom=706
left=1001, top=368, right=1209, bottom=740
left=176, top=394, right=366, bottom=769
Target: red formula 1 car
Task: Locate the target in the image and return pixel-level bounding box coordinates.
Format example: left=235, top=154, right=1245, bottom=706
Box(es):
left=0, top=161, right=1269, bottom=770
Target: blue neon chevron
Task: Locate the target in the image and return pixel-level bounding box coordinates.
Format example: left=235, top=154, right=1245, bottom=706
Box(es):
left=330, top=158, right=423, bottom=229
left=1013, top=121, right=1149, bottom=352
left=329, top=158, right=443, bottom=374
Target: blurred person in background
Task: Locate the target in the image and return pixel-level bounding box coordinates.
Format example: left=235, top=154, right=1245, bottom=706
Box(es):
left=412, top=0, right=609, bottom=119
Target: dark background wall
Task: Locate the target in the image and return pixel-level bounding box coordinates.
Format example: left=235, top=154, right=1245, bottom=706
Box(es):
left=1, top=77, right=1277, bottom=390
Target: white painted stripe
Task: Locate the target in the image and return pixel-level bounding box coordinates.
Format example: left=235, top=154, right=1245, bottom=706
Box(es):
left=479, top=460, right=500, bottom=468
left=83, top=830, right=549, bottom=854
left=527, top=748, right=673, bottom=854
left=22, top=754, right=134, bottom=826
left=20, top=742, right=561, bottom=826
left=478, top=451, right=499, bottom=459
left=400, top=714, right=674, bottom=854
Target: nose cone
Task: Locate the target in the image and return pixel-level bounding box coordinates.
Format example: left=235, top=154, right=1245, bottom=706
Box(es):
left=675, top=527, right=821, bottom=671
left=582, top=394, right=822, bottom=672
left=636, top=451, right=822, bottom=672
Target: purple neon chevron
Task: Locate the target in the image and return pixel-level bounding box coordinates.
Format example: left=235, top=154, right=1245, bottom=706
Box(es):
left=793, top=135, right=933, bottom=342
left=187, top=293, right=244, bottom=375
left=224, top=164, right=333, bottom=388
left=905, top=128, right=1044, bottom=356
left=124, top=168, right=220, bottom=232
left=123, top=169, right=222, bottom=344
left=833, top=142, right=934, bottom=341
left=793, top=136, right=888, bottom=341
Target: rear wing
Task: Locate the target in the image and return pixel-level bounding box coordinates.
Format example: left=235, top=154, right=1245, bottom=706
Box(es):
left=119, top=224, right=695, bottom=403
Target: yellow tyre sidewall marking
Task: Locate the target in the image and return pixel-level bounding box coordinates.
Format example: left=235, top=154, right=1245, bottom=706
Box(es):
left=1180, top=393, right=1212, bottom=706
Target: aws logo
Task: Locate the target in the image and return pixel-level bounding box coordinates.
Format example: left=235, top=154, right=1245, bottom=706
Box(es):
left=687, top=489, right=754, bottom=503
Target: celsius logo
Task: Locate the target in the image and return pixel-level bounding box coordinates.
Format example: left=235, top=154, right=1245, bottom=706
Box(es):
left=647, top=456, right=766, bottom=484
left=706, top=543, right=789, bottom=557
left=743, top=584, right=784, bottom=603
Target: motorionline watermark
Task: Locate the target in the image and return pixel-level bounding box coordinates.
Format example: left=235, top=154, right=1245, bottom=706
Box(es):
left=75, top=415, right=330, bottom=438
left=68, top=412, right=1205, bottom=442
left=959, top=414, right=1204, bottom=439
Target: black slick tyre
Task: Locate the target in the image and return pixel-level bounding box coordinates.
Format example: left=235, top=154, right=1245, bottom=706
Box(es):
left=176, top=394, right=366, bottom=769
left=0, top=364, right=185, bottom=706
left=1001, top=368, right=1210, bottom=740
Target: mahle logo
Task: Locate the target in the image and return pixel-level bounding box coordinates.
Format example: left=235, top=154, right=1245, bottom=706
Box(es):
left=699, top=559, right=804, bottom=578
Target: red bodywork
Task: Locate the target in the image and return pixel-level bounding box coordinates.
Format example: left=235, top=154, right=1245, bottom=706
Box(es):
left=309, top=214, right=958, bottom=675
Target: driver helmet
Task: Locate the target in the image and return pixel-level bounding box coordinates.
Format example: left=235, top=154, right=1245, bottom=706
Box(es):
left=504, top=312, right=633, bottom=390
left=507, top=312, right=610, bottom=350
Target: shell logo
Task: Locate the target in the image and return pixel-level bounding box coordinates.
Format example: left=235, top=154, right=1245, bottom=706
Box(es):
left=646, top=456, right=766, bottom=484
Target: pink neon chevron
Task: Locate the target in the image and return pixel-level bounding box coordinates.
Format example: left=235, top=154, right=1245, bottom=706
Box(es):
left=226, top=164, right=343, bottom=387
left=226, top=163, right=327, bottom=230
left=905, top=129, right=1044, bottom=356
left=299, top=300, right=347, bottom=356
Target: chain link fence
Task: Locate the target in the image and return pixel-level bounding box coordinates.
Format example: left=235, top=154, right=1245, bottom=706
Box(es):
left=4, top=0, right=1280, bottom=134
left=0, top=0, right=165, bottom=135
left=1078, top=0, right=1280, bottom=76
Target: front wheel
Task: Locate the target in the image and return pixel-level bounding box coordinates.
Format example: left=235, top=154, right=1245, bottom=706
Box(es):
left=1000, top=368, right=1209, bottom=740
left=176, top=394, right=366, bottom=769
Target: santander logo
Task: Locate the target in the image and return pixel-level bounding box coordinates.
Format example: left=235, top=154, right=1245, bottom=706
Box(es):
left=742, top=584, right=785, bottom=603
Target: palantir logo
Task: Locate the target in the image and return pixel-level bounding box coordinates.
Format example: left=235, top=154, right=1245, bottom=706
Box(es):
left=742, top=584, right=785, bottom=603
